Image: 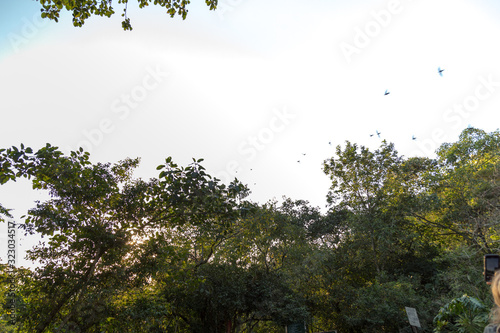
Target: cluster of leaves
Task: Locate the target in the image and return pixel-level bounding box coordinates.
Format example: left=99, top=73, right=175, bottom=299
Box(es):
left=433, top=295, right=489, bottom=333
left=0, top=127, right=499, bottom=332
left=36, top=0, right=219, bottom=30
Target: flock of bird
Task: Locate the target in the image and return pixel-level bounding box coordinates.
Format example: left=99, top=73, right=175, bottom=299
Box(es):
left=376, top=67, right=444, bottom=141
left=243, top=66, right=446, bottom=190
left=297, top=66, right=445, bottom=163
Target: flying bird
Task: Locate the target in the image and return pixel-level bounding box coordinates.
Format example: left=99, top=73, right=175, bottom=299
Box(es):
left=376, top=130, right=381, bottom=138
left=412, top=135, right=417, bottom=140
left=384, top=89, right=390, bottom=95
left=438, top=67, right=444, bottom=76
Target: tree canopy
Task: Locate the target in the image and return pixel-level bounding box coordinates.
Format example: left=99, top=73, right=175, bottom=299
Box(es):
left=1, top=127, right=500, bottom=332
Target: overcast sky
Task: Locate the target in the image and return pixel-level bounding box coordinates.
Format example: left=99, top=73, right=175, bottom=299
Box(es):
left=2, top=0, right=500, bottom=266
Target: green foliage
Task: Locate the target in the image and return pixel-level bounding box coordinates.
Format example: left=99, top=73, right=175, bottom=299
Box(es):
left=433, top=295, right=489, bottom=333
left=0, top=264, right=16, bottom=333
left=0, top=145, right=251, bottom=332
left=433, top=127, right=500, bottom=250
left=433, top=246, right=492, bottom=304
left=1, top=127, right=499, bottom=332
left=154, top=263, right=307, bottom=332
left=322, top=140, right=441, bottom=279
left=346, top=276, right=428, bottom=331
left=35, top=0, right=219, bottom=30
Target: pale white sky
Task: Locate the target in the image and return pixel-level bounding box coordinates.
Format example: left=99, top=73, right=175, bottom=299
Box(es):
left=1, top=0, right=500, bottom=266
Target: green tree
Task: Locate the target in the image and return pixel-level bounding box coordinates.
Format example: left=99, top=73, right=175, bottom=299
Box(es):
left=5, top=146, right=151, bottom=332
left=160, top=200, right=313, bottom=332
left=0, top=145, right=251, bottom=332
left=432, top=127, right=500, bottom=251
left=322, top=141, right=439, bottom=277
left=320, top=141, right=442, bottom=331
